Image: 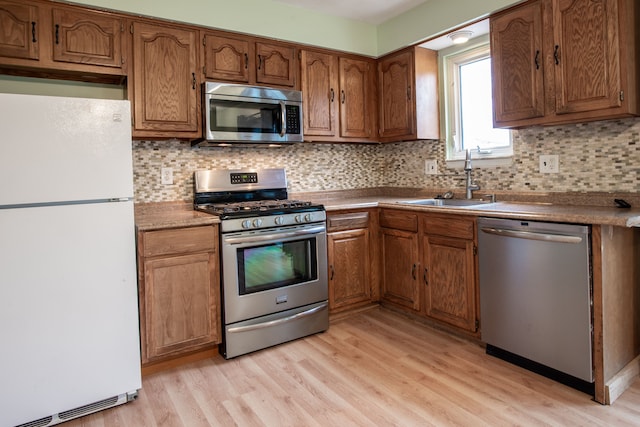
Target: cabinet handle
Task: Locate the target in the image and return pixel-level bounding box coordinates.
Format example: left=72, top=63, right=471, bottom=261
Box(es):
left=192, top=72, right=196, bottom=90
left=31, top=22, right=37, bottom=43
left=330, top=265, right=335, bottom=280
left=407, top=85, right=412, bottom=101
left=411, top=263, right=417, bottom=280
left=55, top=24, right=59, bottom=44
left=341, top=90, right=345, bottom=104
left=554, top=45, right=559, bottom=65
left=423, top=267, right=428, bottom=286
left=330, top=88, right=335, bottom=102
left=258, top=54, right=262, bottom=70
left=244, top=53, right=249, bottom=69
left=534, top=50, right=540, bottom=70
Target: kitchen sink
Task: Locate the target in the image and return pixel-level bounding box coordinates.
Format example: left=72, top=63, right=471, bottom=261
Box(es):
left=397, top=198, right=494, bottom=207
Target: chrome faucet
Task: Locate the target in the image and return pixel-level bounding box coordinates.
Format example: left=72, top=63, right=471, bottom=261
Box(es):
left=464, top=149, right=480, bottom=199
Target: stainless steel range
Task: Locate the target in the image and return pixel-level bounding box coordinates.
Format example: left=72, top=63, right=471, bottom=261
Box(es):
left=194, top=168, right=328, bottom=359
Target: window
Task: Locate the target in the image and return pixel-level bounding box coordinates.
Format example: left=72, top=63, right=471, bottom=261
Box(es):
left=443, top=42, right=512, bottom=161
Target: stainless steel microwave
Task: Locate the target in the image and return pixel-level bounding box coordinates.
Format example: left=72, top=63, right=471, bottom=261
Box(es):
left=198, top=81, right=303, bottom=146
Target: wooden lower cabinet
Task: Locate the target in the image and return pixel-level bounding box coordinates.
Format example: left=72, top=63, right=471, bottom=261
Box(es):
left=421, top=214, right=478, bottom=333
left=137, top=225, right=221, bottom=366
left=379, top=209, right=420, bottom=311
left=326, top=210, right=376, bottom=312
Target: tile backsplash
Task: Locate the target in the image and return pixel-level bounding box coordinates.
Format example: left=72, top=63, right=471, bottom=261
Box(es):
left=133, top=117, right=640, bottom=203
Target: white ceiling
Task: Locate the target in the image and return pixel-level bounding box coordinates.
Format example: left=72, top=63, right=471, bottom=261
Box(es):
left=272, top=0, right=429, bottom=25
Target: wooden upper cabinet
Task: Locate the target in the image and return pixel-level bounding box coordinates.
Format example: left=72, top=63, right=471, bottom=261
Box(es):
left=491, top=0, right=640, bottom=128
left=130, top=20, right=200, bottom=138
left=378, top=46, right=439, bottom=142
left=0, top=0, right=39, bottom=61
left=256, top=42, right=296, bottom=87
left=552, top=0, right=621, bottom=115
left=0, top=0, right=126, bottom=76
left=202, top=34, right=250, bottom=83
left=51, top=7, right=124, bottom=69
left=491, top=0, right=545, bottom=125
left=339, top=57, right=375, bottom=139
left=300, top=50, right=338, bottom=137
left=202, top=34, right=297, bottom=88
left=301, top=49, right=377, bottom=142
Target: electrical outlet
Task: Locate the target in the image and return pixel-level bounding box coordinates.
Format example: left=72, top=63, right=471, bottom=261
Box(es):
left=539, top=155, right=559, bottom=173
left=425, top=159, right=438, bottom=175
left=161, top=167, right=174, bottom=185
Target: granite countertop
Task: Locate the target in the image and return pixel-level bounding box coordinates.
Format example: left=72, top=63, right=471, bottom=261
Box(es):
left=135, top=202, right=219, bottom=231
left=316, top=196, right=640, bottom=227
left=135, top=194, right=640, bottom=230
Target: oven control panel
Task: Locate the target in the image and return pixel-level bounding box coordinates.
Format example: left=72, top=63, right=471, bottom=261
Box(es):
left=230, top=172, right=258, bottom=184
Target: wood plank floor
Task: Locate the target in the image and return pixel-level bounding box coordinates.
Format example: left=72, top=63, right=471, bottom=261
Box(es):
left=67, top=307, right=640, bottom=426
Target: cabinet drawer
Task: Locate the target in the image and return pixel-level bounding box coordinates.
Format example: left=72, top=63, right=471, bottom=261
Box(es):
left=142, top=226, right=217, bottom=257
left=422, top=215, right=474, bottom=239
left=380, top=210, right=418, bottom=232
left=327, top=211, right=369, bottom=232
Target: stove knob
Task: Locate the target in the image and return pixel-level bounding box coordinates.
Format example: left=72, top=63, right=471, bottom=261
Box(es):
left=294, top=214, right=302, bottom=223
left=252, top=218, right=263, bottom=227
left=274, top=216, right=284, bottom=225
left=304, top=213, right=313, bottom=222
left=241, top=219, right=252, bottom=229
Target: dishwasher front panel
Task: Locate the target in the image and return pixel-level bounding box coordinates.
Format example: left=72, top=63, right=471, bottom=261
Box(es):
left=478, top=217, right=593, bottom=384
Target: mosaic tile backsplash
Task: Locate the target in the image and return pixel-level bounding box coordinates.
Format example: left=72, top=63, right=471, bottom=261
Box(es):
left=133, top=117, right=640, bottom=203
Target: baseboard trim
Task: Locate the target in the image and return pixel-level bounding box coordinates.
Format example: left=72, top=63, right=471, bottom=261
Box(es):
left=605, top=354, right=640, bottom=404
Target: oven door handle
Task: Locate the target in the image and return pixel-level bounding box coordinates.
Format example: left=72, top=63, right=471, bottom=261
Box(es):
left=223, top=225, right=326, bottom=245
left=227, top=302, right=328, bottom=333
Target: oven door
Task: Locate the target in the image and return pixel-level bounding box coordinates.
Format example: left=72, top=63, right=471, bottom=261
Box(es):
left=221, top=222, right=328, bottom=325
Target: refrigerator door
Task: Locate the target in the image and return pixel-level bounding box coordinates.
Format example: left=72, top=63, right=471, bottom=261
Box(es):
left=0, top=94, right=133, bottom=206
left=0, top=201, right=141, bottom=426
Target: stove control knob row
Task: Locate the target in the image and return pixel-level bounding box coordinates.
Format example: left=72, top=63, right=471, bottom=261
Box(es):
left=241, top=219, right=263, bottom=229
left=294, top=213, right=313, bottom=223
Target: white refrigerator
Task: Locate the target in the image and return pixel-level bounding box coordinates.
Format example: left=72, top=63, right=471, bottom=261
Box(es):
left=0, top=94, right=142, bottom=426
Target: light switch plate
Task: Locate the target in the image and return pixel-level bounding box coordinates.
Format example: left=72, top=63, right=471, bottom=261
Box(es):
left=539, top=155, right=559, bottom=173
left=425, top=159, right=438, bottom=175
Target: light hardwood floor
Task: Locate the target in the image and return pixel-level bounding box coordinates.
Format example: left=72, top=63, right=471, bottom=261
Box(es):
left=67, top=307, right=640, bottom=426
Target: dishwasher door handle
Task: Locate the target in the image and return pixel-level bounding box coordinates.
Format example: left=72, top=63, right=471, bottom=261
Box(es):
left=480, top=227, right=583, bottom=244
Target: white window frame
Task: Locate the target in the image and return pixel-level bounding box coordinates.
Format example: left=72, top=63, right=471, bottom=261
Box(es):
left=441, top=38, right=513, bottom=166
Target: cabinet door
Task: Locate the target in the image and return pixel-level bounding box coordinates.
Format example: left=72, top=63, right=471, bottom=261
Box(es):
left=328, top=228, right=371, bottom=311
left=51, top=8, right=124, bottom=69
left=423, top=235, right=477, bottom=332
left=490, top=0, right=545, bottom=124
left=143, top=252, right=219, bottom=362
left=131, top=21, right=199, bottom=136
left=256, top=42, right=296, bottom=87
left=301, top=50, right=338, bottom=137
left=380, top=227, right=419, bottom=311
left=202, top=34, right=250, bottom=83
left=378, top=50, right=414, bottom=140
left=339, top=57, right=374, bottom=139
left=0, top=0, right=39, bottom=61
left=553, top=0, right=621, bottom=114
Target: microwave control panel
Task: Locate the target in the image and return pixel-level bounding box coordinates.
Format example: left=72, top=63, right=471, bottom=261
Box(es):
left=285, top=105, right=301, bottom=134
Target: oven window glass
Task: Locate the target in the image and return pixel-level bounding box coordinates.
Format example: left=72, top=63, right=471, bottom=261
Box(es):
left=237, top=238, right=317, bottom=294
left=210, top=100, right=281, bottom=134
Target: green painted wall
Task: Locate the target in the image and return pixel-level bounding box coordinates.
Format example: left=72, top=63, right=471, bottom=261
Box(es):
left=377, top=0, right=523, bottom=55
left=67, top=0, right=522, bottom=57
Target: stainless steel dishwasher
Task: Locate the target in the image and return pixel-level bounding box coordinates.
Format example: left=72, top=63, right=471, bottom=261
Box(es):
left=477, top=217, right=593, bottom=394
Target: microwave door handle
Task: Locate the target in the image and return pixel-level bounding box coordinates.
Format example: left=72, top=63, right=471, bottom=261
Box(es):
left=279, top=101, right=286, bottom=137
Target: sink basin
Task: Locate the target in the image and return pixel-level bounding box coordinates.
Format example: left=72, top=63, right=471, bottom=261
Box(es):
left=398, top=198, right=493, bottom=207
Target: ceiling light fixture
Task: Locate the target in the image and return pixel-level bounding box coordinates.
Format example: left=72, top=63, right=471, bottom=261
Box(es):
left=448, top=30, right=474, bottom=44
